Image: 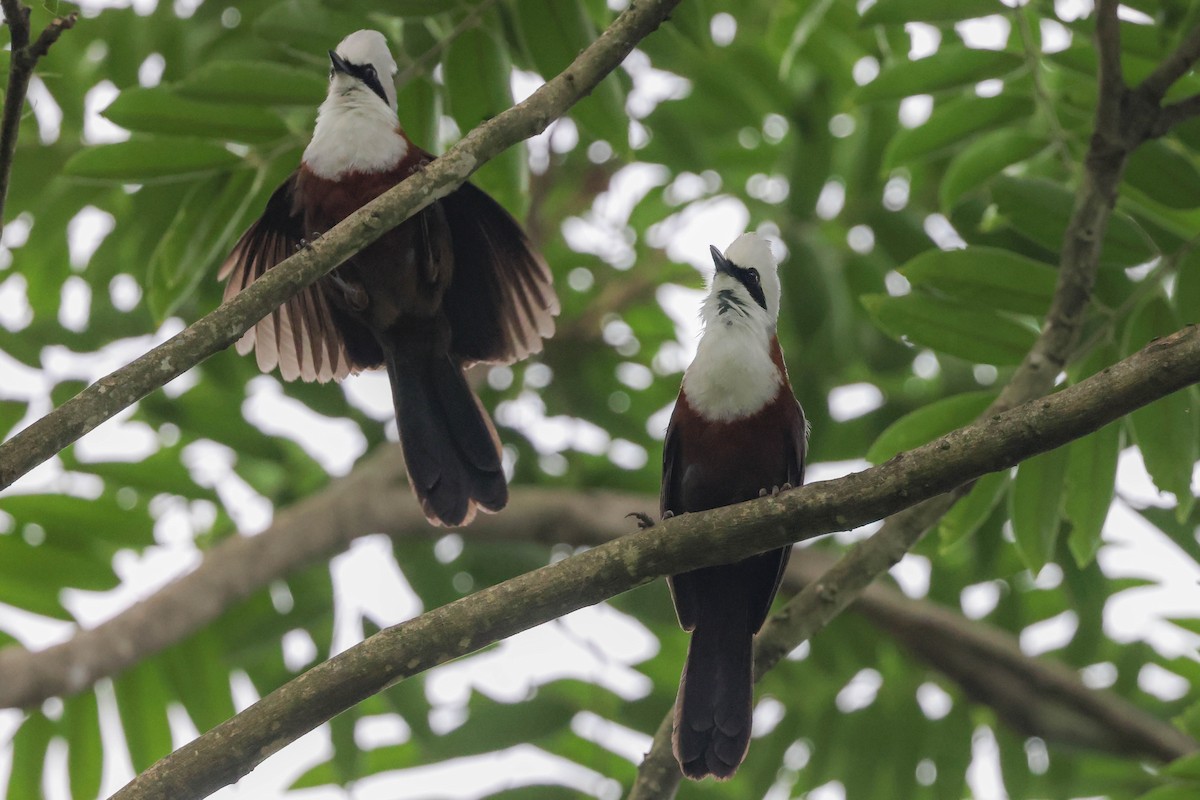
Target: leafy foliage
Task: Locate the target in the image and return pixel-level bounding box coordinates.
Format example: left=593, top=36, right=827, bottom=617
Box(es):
left=1, top=0, right=1199, bottom=798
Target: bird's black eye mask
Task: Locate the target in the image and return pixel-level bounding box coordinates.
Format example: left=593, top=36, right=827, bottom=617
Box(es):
left=328, top=50, right=390, bottom=105
left=709, top=245, right=767, bottom=311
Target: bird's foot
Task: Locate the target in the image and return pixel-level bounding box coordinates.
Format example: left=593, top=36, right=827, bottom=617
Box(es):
left=295, top=232, right=324, bottom=252
left=628, top=510, right=674, bottom=530
left=759, top=483, right=794, bottom=498
left=628, top=512, right=655, bottom=530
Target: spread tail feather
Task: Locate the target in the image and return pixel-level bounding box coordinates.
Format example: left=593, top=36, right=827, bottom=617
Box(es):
left=385, top=349, right=507, bottom=526
left=672, top=617, right=754, bottom=780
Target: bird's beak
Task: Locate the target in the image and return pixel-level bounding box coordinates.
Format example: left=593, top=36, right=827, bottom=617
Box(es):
left=709, top=245, right=733, bottom=277
left=328, top=50, right=352, bottom=76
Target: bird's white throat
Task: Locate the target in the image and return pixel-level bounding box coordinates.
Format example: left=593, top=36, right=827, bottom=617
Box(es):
left=303, top=93, right=408, bottom=179
left=682, top=322, right=781, bottom=421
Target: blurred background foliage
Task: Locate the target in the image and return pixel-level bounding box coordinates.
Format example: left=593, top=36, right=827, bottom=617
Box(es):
left=2, top=0, right=1200, bottom=797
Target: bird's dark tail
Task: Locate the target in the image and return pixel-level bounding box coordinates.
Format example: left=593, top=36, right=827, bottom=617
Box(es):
left=672, top=610, right=754, bottom=780
left=385, top=347, right=507, bottom=527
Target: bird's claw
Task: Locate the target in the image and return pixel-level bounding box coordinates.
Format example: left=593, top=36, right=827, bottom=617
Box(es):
left=628, top=512, right=656, bottom=530
left=759, top=483, right=794, bottom=498
left=628, top=510, right=675, bottom=530
left=295, top=232, right=324, bottom=252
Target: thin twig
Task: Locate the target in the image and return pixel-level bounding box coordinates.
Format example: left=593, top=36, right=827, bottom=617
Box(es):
left=0, top=2, right=77, bottom=234
left=1139, top=24, right=1200, bottom=104
left=1152, top=93, right=1200, bottom=138
left=1093, top=0, right=1124, bottom=137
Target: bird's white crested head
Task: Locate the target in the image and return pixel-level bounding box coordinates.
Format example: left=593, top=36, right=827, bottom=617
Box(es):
left=701, top=232, right=782, bottom=334
left=684, top=232, right=786, bottom=421
left=305, top=30, right=407, bottom=178
left=330, top=30, right=399, bottom=110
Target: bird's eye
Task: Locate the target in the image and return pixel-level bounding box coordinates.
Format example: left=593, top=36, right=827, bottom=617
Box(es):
left=364, top=65, right=377, bottom=78
left=747, top=268, right=760, bottom=285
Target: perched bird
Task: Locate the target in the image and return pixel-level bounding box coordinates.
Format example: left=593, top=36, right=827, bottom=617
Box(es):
left=219, top=30, right=558, bottom=526
left=660, top=232, right=807, bottom=780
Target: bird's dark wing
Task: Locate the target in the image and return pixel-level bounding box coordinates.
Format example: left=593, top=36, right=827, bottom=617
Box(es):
left=745, top=398, right=809, bottom=632
left=218, top=172, right=352, bottom=383
left=661, top=407, right=703, bottom=631
left=788, top=398, right=809, bottom=489
left=660, top=407, right=682, bottom=519
left=438, top=182, right=559, bottom=365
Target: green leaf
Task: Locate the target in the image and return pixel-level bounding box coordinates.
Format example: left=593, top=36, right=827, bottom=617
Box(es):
left=114, top=659, right=174, bottom=772
left=428, top=687, right=578, bottom=758
left=147, top=166, right=261, bottom=321
left=1009, top=444, right=1069, bottom=572
left=940, top=128, right=1046, bottom=209
left=0, top=534, right=118, bottom=593
left=391, top=0, right=475, bottom=16
left=251, top=0, right=368, bottom=55
left=177, top=60, right=327, bottom=106
left=515, top=0, right=627, bottom=146
left=65, top=691, right=103, bottom=800
left=65, top=445, right=218, bottom=504
left=1125, top=139, right=1200, bottom=210
left=899, top=246, right=1057, bottom=315
left=0, top=398, right=25, bottom=439
left=1124, top=297, right=1199, bottom=519
left=858, top=46, right=1023, bottom=104
left=63, top=138, right=242, bottom=183
left=1176, top=247, right=1200, bottom=324
left=1167, top=618, right=1200, bottom=637
left=991, top=176, right=1159, bottom=268
left=861, top=292, right=1038, bottom=365
left=1137, top=786, right=1200, bottom=800
left=443, top=14, right=527, bottom=217
left=7, top=713, right=52, bottom=800
left=1, top=493, right=155, bottom=550
left=163, top=627, right=237, bottom=733
left=395, top=21, right=440, bottom=150
left=0, top=574, right=71, bottom=620
left=292, top=741, right=425, bottom=789
left=866, top=390, right=994, bottom=464
left=939, top=469, right=1010, bottom=547
left=884, top=93, right=1033, bottom=170
left=1177, top=698, right=1200, bottom=741
left=1063, top=421, right=1120, bottom=567
left=330, top=707, right=364, bottom=784
left=861, top=0, right=1007, bottom=25
left=101, top=87, right=290, bottom=143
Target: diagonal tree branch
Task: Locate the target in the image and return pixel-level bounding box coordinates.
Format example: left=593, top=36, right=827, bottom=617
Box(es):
left=628, top=2, right=1194, bottom=794
left=110, top=323, right=1200, bottom=800
left=0, top=0, right=686, bottom=493
left=0, top=1, right=77, bottom=235
left=1153, top=94, right=1200, bottom=138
